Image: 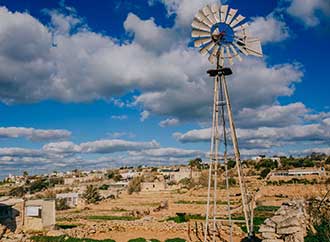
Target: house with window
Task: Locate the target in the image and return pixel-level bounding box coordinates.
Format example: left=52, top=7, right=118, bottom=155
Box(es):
left=24, top=199, right=55, bottom=231
left=56, top=192, right=79, bottom=208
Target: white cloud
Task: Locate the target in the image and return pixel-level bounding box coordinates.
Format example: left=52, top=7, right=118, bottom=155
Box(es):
left=159, top=118, right=179, bottom=127
left=174, top=118, right=330, bottom=149
left=111, top=115, right=128, bottom=120
left=0, top=127, right=71, bottom=141
left=107, top=132, right=135, bottom=139
left=42, top=141, right=81, bottom=154
left=42, top=139, right=160, bottom=154
left=124, top=13, right=178, bottom=53
left=129, top=147, right=203, bottom=158
left=237, top=102, right=308, bottom=128
left=140, top=110, right=150, bottom=122
left=249, top=14, right=290, bottom=43
left=286, top=0, right=330, bottom=26
left=160, top=0, right=218, bottom=27
left=0, top=147, right=43, bottom=157
left=80, top=139, right=159, bottom=153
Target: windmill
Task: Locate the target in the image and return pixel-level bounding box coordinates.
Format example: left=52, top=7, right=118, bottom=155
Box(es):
left=190, top=3, right=263, bottom=242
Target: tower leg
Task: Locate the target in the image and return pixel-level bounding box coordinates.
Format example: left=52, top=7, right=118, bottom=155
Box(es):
left=204, top=73, right=220, bottom=242
left=221, top=75, right=252, bottom=236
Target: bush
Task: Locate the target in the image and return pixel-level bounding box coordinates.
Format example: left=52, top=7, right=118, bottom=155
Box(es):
left=260, top=168, right=271, bottom=179
left=9, top=186, right=25, bottom=197
left=227, top=159, right=236, bottom=169
left=128, top=238, right=147, bottom=242
left=165, top=238, right=186, bottom=242
left=83, top=185, right=101, bottom=204
left=56, top=198, right=70, bottom=210
left=31, top=235, right=115, bottom=241
left=127, top=176, right=142, bottom=195
left=255, top=159, right=278, bottom=170
left=99, top=184, right=110, bottom=190
left=228, top=177, right=236, bottom=186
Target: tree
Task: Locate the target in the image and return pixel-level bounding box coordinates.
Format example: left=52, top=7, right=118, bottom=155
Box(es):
left=56, top=198, right=70, bottom=210
left=83, top=185, right=101, bottom=204
left=127, top=176, right=142, bottom=195
left=326, top=156, right=330, bottom=164
left=260, top=168, right=271, bottom=179
left=188, top=158, right=202, bottom=179
left=23, top=171, right=28, bottom=177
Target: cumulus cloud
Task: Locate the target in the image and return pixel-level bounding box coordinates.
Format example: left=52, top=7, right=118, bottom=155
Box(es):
left=0, top=127, right=71, bottom=141
left=236, top=102, right=308, bottom=128
left=42, top=139, right=160, bottom=154
left=140, top=110, right=150, bottom=122
left=174, top=118, right=330, bottom=149
left=80, top=139, right=159, bottom=153
left=124, top=13, right=178, bottom=53
left=286, top=0, right=330, bottom=26
left=249, top=14, right=290, bottom=43
left=159, top=118, right=179, bottom=127
left=129, top=147, right=203, bottom=158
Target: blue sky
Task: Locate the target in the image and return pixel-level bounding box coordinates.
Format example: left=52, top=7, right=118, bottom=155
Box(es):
left=0, top=0, right=329, bottom=178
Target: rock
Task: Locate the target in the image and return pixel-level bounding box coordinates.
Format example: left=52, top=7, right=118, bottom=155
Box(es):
left=277, top=216, right=301, bottom=229
left=263, top=239, right=284, bottom=242
left=46, top=230, right=65, bottom=237
left=262, top=232, right=279, bottom=239
left=277, top=226, right=301, bottom=235
left=259, top=224, right=276, bottom=233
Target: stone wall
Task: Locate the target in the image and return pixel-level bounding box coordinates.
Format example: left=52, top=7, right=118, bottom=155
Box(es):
left=259, top=200, right=308, bottom=242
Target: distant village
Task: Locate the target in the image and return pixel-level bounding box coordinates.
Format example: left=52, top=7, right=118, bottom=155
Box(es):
left=0, top=153, right=329, bottom=241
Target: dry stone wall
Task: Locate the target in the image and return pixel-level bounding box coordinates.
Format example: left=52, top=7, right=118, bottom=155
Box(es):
left=259, top=200, right=307, bottom=242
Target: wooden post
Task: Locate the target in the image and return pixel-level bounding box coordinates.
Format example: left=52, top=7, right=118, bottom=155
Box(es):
left=221, top=74, right=251, bottom=235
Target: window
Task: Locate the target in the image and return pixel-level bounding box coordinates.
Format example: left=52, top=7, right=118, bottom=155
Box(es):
left=26, top=206, right=41, bottom=217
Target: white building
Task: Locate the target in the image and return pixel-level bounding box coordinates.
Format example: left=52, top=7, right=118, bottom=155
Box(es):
left=56, top=192, right=79, bottom=207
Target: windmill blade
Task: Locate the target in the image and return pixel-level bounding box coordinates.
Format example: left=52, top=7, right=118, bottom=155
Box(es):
left=192, top=29, right=211, bottom=38
left=230, top=14, right=245, bottom=28
left=229, top=44, right=243, bottom=62
left=192, top=19, right=210, bottom=32
left=225, top=8, right=238, bottom=25
left=219, top=46, right=225, bottom=59
left=211, top=3, right=221, bottom=22
left=244, top=38, right=263, bottom=57
left=233, top=22, right=249, bottom=32
left=194, top=37, right=212, bottom=48
left=220, top=5, right=228, bottom=23
left=199, top=41, right=216, bottom=56
left=203, top=5, right=217, bottom=24
left=208, top=45, right=219, bottom=64
left=220, top=57, right=225, bottom=67
left=233, top=41, right=248, bottom=55
left=196, top=10, right=213, bottom=27
left=226, top=46, right=234, bottom=65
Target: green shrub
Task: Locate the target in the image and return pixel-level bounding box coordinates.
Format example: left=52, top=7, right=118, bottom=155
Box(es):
left=260, top=168, right=271, bottom=179
left=127, top=176, right=142, bottom=195
left=128, top=238, right=146, bottom=242
left=55, top=198, right=70, bottom=211
left=165, top=238, right=186, bottom=242
left=83, top=185, right=101, bottom=204
left=305, top=219, right=330, bottom=242
left=30, top=235, right=115, bottom=242
left=87, top=215, right=137, bottom=221
left=99, top=184, right=110, bottom=190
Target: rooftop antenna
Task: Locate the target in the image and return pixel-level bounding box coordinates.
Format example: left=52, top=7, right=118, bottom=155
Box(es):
left=191, top=3, right=263, bottom=241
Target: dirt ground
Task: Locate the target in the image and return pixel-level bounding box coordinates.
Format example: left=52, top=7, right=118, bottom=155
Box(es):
left=56, top=181, right=329, bottom=242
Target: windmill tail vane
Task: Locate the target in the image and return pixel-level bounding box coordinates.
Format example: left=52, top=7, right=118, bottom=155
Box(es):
left=191, top=2, right=263, bottom=242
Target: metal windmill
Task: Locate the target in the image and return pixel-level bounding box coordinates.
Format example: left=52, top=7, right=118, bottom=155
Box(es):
left=190, top=3, right=263, bottom=242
